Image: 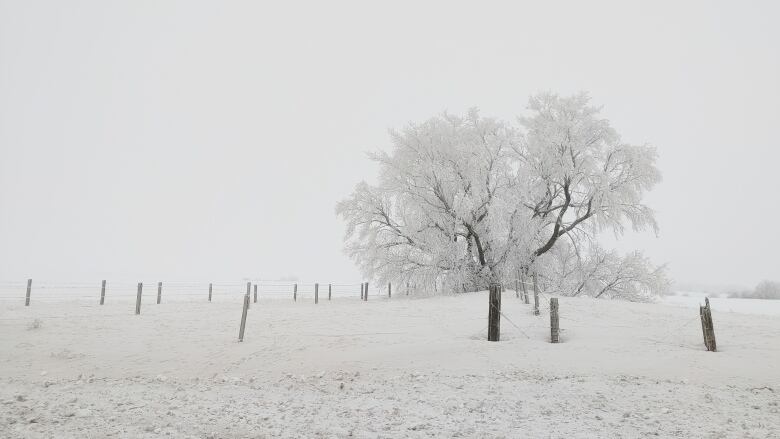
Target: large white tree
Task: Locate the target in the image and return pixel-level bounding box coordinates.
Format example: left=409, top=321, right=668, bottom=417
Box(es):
left=337, top=93, right=663, bottom=296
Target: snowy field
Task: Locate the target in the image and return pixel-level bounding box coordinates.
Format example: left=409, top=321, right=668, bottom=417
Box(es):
left=661, top=291, right=780, bottom=317
left=1, top=292, right=779, bottom=438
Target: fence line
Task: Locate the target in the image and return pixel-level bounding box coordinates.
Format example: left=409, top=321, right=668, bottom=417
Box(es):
left=0, top=279, right=397, bottom=306
left=0, top=280, right=718, bottom=352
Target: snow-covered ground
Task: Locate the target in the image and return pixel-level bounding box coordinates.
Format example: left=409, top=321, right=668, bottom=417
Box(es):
left=1, top=292, right=778, bottom=438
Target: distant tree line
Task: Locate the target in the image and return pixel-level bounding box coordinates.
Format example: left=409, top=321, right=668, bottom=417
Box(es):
left=728, top=280, right=780, bottom=300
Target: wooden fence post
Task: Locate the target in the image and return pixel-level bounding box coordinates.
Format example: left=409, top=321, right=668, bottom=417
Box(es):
left=699, top=302, right=706, bottom=347
left=533, top=273, right=540, bottom=316
left=25, top=279, right=32, bottom=306
left=100, top=280, right=106, bottom=305
left=254, top=284, right=258, bottom=303
left=360, top=282, right=364, bottom=300
left=523, top=275, right=529, bottom=304
left=294, top=283, right=297, bottom=302
left=364, top=282, right=369, bottom=301
left=700, top=297, right=717, bottom=351
left=135, top=282, right=143, bottom=315
left=238, top=294, right=249, bottom=342
left=550, top=298, right=559, bottom=343
left=705, top=302, right=717, bottom=351
left=157, top=282, right=162, bottom=304
left=208, top=283, right=212, bottom=302
left=315, top=283, right=319, bottom=304
left=245, top=282, right=251, bottom=309
left=388, top=282, right=391, bottom=298
left=520, top=273, right=529, bottom=304
left=488, top=283, right=501, bottom=341
left=515, top=279, right=519, bottom=299
left=328, top=284, right=332, bottom=300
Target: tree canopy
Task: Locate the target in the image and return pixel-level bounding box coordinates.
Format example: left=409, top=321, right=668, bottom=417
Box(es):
left=337, top=93, right=665, bottom=298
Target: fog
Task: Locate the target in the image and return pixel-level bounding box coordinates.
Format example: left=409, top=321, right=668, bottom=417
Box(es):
left=1, top=0, right=778, bottom=288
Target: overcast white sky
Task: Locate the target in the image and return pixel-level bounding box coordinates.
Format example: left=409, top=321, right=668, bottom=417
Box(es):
left=1, top=1, right=778, bottom=288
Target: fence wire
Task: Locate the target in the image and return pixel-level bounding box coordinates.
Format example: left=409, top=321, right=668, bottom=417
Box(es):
left=0, top=279, right=714, bottom=351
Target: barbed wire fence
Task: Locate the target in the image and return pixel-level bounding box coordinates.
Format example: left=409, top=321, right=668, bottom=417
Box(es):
left=0, top=279, right=395, bottom=305
left=0, top=279, right=386, bottom=328
left=0, top=277, right=716, bottom=350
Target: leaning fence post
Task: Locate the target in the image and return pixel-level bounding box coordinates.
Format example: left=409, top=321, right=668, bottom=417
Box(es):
left=700, top=300, right=710, bottom=351
left=208, top=283, right=212, bottom=302
left=100, top=280, right=106, bottom=305
left=700, top=297, right=717, bottom=351
left=315, top=283, right=319, bottom=304
left=25, top=279, right=32, bottom=306
left=699, top=303, right=707, bottom=347
left=488, top=283, right=501, bottom=341
left=157, top=282, right=162, bottom=304
left=238, top=294, right=249, bottom=342
left=533, top=273, right=540, bottom=316
left=253, top=284, right=258, bottom=303
left=135, top=282, right=143, bottom=315
left=388, top=282, right=391, bottom=298
left=550, top=298, right=560, bottom=343
left=293, top=283, right=297, bottom=302
left=328, top=283, right=332, bottom=300
left=706, top=302, right=716, bottom=351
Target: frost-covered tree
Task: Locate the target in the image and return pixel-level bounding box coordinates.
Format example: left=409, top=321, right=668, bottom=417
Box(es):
left=337, top=93, right=662, bottom=296
left=535, top=241, right=670, bottom=301
left=748, top=280, right=780, bottom=300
